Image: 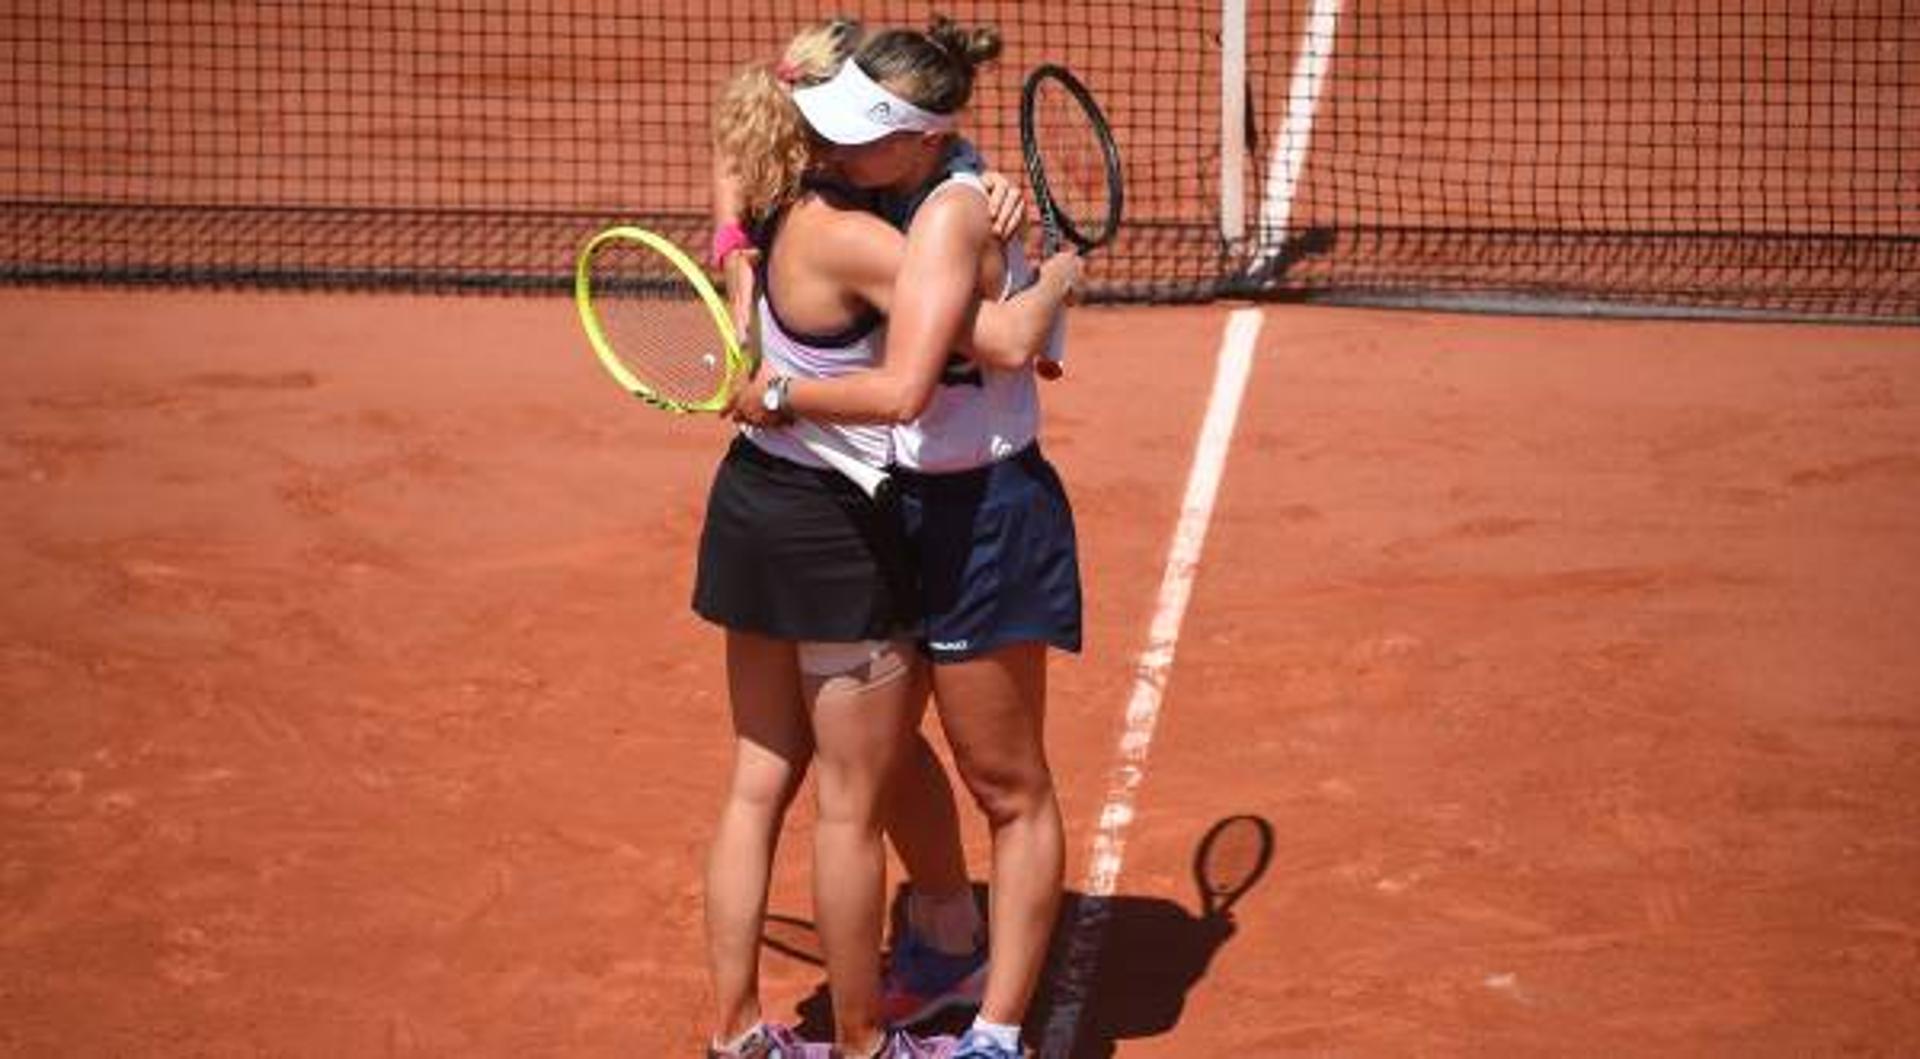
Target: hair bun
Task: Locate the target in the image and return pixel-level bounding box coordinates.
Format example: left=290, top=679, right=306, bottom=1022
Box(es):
left=926, top=15, right=1002, bottom=69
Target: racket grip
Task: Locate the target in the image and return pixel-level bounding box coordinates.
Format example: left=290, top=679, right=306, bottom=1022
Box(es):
left=1040, top=306, right=1067, bottom=367
left=1036, top=198, right=1062, bottom=259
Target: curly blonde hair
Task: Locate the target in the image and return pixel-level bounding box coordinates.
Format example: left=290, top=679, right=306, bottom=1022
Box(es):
left=713, top=18, right=863, bottom=220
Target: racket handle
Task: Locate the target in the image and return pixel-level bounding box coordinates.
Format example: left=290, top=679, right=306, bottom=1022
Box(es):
left=1005, top=238, right=1067, bottom=371
left=1040, top=305, right=1067, bottom=368
left=790, top=419, right=890, bottom=500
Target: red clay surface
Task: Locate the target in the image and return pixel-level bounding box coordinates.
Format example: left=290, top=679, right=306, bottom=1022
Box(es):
left=3, top=290, right=1919, bottom=1056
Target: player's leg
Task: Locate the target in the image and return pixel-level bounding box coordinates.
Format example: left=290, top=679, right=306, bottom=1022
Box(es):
left=886, top=730, right=972, bottom=904
left=804, top=640, right=930, bottom=1054
left=889, top=729, right=988, bottom=969
left=879, top=729, right=990, bottom=1027
left=706, top=629, right=811, bottom=1049
left=933, top=641, right=1063, bottom=1032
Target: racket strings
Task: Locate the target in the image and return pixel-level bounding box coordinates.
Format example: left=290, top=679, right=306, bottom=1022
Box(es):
left=590, top=242, right=733, bottom=408
left=1033, top=83, right=1115, bottom=242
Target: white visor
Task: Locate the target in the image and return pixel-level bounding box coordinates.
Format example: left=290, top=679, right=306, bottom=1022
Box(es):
left=792, top=61, right=958, bottom=146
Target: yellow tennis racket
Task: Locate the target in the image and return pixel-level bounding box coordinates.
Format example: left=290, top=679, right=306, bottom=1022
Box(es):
left=573, top=226, right=889, bottom=498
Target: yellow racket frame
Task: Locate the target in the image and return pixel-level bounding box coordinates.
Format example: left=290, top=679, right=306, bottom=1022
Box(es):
left=573, top=225, right=753, bottom=413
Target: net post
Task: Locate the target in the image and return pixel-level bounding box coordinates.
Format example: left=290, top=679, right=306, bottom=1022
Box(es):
left=1219, top=0, right=1248, bottom=247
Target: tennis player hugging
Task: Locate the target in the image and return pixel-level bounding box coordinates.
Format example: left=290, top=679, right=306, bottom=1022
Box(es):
left=690, top=14, right=1086, bottom=1059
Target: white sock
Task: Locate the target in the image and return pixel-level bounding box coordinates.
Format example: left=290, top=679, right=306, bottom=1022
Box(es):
left=966, top=1018, right=1020, bottom=1053
left=907, top=889, right=982, bottom=954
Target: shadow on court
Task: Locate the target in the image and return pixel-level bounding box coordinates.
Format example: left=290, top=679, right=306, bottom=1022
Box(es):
left=773, top=815, right=1276, bottom=1056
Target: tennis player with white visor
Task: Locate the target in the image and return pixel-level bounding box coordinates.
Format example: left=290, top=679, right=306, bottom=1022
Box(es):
left=700, top=15, right=1079, bottom=1059
left=737, top=20, right=1084, bottom=1059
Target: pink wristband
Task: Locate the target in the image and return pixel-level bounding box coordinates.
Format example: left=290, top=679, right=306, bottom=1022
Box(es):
left=710, top=221, right=754, bottom=267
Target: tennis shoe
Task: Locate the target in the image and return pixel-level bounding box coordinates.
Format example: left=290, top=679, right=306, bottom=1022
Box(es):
left=879, top=932, right=989, bottom=1026
left=708, top=1021, right=832, bottom=1059
left=834, top=1029, right=956, bottom=1058
left=949, top=1028, right=1021, bottom=1059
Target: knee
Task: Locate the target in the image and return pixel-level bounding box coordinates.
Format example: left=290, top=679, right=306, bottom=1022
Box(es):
left=728, top=758, right=807, bottom=819
left=813, top=764, right=893, bottom=832
left=961, top=761, right=1055, bottom=828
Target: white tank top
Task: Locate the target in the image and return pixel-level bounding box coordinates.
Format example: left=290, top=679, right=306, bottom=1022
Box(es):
left=890, top=178, right=1050, bottom=473
left=742, top=227, right=892, bottom=471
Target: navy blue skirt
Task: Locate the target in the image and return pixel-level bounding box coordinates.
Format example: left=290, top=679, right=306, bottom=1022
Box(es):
left=894, top=443, right=1083, bottom=664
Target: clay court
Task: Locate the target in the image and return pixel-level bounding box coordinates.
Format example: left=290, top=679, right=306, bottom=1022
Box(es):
left=4, top=291, right=1918, bottom=1056
left=5, top=2, right=1919, bottom=1056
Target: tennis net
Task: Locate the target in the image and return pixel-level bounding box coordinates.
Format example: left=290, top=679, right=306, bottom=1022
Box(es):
left=3, top=2, right=1915, bottom=319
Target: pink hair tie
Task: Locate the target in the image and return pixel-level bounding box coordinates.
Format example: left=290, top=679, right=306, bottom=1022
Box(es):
left=710, top=220, right=755, bottom=267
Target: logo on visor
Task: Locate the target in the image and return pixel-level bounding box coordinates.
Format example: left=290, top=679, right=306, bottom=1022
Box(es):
left=867, top=101, right=894, bottom=124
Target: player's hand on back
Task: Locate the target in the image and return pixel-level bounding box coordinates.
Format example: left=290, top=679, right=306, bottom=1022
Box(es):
left=981, top=170, right=1029, bottom=244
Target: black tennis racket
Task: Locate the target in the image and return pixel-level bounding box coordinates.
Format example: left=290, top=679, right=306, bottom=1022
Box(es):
left=1019, top=63, right=1124, bottom=257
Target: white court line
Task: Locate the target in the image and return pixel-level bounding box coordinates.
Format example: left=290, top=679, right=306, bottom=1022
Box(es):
left=1249, top=0, right=1343, bottom=275
left=1037, top=307, right=1265, bottom=1058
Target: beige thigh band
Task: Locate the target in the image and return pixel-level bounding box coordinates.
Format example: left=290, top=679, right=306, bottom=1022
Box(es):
left=796, top=638, right=911, bottom=681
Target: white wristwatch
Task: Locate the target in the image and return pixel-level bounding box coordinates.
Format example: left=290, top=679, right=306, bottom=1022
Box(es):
left=761, top=374, right=792, bottom=417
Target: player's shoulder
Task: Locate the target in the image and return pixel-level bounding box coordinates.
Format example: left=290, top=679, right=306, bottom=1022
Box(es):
left=917, top=165, right=990, bottom=217
left=910, top=181, right=992, bottom=251
left=791, top=189, right=893, bottom=236
left=788, top=193, right=899, bottom=268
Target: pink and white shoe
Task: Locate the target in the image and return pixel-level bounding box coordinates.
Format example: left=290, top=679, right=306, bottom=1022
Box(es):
left=833, top=1029, right=958, bottom=1059
left=708, top=1021, right=833, bottom=1059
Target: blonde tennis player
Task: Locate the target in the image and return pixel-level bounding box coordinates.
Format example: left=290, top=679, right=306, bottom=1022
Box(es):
left=733, top=19, right=1082, bottom=1059
left=698, top=19, right=1077, bottom=1059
